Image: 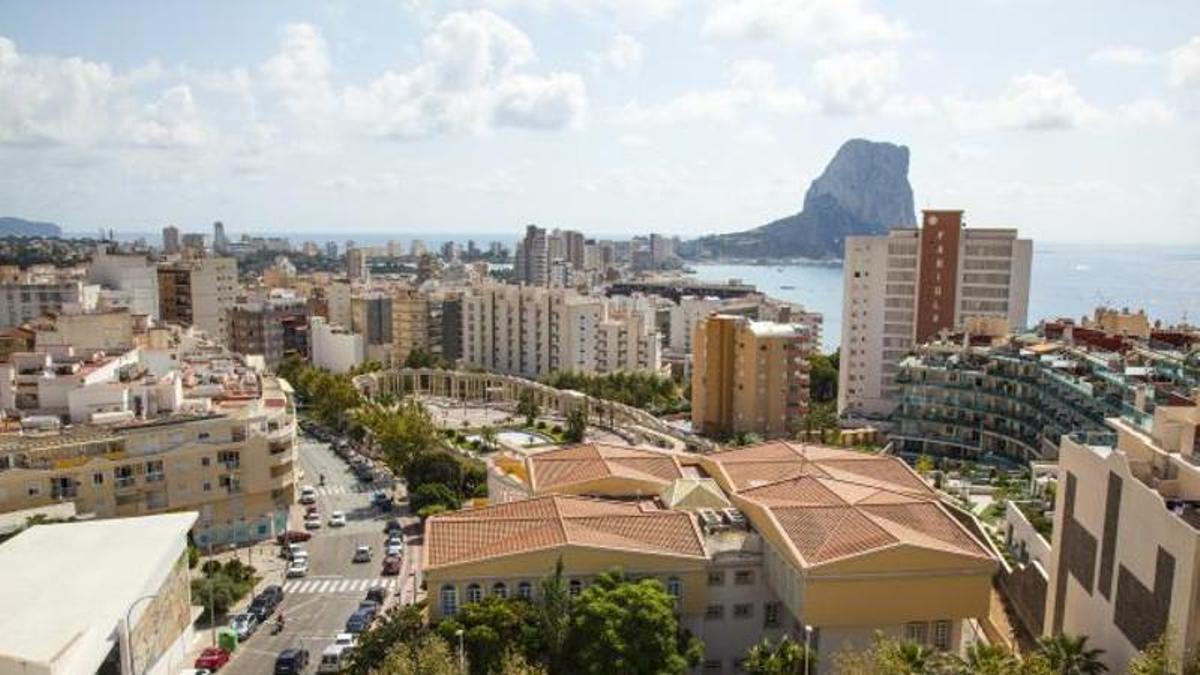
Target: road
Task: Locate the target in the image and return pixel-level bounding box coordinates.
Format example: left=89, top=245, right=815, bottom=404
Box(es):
left=221, top=433, right=422, bottom=674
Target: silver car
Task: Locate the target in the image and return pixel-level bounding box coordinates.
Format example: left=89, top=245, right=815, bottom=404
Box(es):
left=230, top=612, right=258, bottom=640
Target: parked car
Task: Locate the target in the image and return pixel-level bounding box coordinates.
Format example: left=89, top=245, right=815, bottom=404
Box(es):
left=304, top=514, right=322, bottom=529
left=386, top=534, right=404, bottom=548
left=333, top=633, right=357, bottom=649
left=194, top=647, right=230, bottom=671
left=358, top=599, right=381, bottom=615
left=344, top=608, right=375, bottom=633
left=284, top=543, right=306, bottom=560
left=277, top=530, right=312, bottom=544
left=384, top=519, right=403, bottom=534
left=304, top=505, right=319, bottom=517
left=352, top=545, right=372, bottom=563
left=365, top=586, right=389, bottom=604
left=382, top=555, right=402, bottom=576
left=318, top=645, right=348, bottom=674
left=274, top=648, right=310, bottom=675
left=179, top=670, right=213, bottom=675
left=249, top=585, right=284, bottom=620
left=328, top=511, right=347, bottom=527
left=385, top=542, right=403, bottom=558
left=230, top=612, right=259, bottom=640
left=286, top=557, right=309, bottom=578
left=299, top=485, right=317, bottom=505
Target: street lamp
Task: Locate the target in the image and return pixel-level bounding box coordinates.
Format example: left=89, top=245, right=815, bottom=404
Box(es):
left=124, top=594, right=159, bottom=675
left=455, top=628, right=465, bottom=674
left=803, top=624, right=814, bottom=675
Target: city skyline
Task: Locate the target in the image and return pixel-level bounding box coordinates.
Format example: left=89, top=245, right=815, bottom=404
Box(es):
left=0, top=0, right=1198, bottom=244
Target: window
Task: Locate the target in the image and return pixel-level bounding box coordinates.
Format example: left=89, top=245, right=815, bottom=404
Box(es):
left=764, top=602, right=780, bottom=628
left=705, top=604, right=724, bottom=620
left=666, top=577, right=682, bottom=600
left=734, top=570, right=754, bottom=585
left=201, top=456, right=210, bottom=467
left=733, top=603, right=753, bottom=619
left=933, top=620, right=951, bottom=650
left=441, top=585, right=458, bottom=616
left=569, top=579, right=583, bottom=597
left=905, top=622, right=929, bottom=645
left=92, top=472, right=104, bottom=485
left=517, top=581, right=533, bottom=600
left=492, top=582, right=508, bottom=599
left=466, top=583, right=482, bottom=604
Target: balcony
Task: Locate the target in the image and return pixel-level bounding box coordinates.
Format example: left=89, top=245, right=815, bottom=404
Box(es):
left=115, top=476, right=137, bottom=490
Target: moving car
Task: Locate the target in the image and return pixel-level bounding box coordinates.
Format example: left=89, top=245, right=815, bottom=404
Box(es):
left=286, top=556, right=309, bottom=577
left=299, top=485, right=317, bottom=505
left=328, top=510, right=347, bottom=527
left=381, top=555, right=402, bottom=576
left=194, top=647, right=230, bottom=671
left=274, top=648, right=310, bottom=675
left=230, top=612, right=259, bottom=640
left=352, top=545, right=372, bottom=563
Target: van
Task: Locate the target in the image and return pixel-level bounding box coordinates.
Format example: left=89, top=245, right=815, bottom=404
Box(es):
left=317, top=644, right=347, bottom=673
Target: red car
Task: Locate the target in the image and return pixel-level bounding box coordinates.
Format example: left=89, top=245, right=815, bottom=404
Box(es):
left=304, top=505, right=319, bottom=517
left=381, top=555, right=402, bottom=576
left=195, top=647, right=230, bottom=670
left=277, top=530, right=313, bottom=544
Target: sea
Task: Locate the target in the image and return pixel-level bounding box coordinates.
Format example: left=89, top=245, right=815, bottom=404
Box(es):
left=690, top=243, right=1200, bottom=353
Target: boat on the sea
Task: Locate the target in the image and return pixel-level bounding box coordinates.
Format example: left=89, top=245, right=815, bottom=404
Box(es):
left=780, top=284, right=795, bottom=290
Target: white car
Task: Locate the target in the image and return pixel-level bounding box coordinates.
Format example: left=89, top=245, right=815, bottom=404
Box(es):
left=328, top=511, right=347, bottom=527
left=304, top=514, right=322, bottom=529
left=385, top=543, right=403, bottom=557
left=179, top=670, right=213, bottom=675
left=287, top=557, right=309, bottom=577
left=334, top=632, right=357, bottom=648
left=299, top=485, right=317, bottom=505
left=352, top=545, right=372, bottom=563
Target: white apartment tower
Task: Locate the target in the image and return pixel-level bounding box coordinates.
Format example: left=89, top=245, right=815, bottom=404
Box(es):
left=838, top=209, right=1032, bottom=417
left=513, top=225, right=549, bottom=286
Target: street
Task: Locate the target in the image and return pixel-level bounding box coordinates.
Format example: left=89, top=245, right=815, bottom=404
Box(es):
left=220, top=433, right=422, bottom=675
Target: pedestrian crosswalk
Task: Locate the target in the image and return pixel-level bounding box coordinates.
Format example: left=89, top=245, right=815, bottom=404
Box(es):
left=283, top=577, right=400, bottom=594
left=313, top=485, right=392, bottom=497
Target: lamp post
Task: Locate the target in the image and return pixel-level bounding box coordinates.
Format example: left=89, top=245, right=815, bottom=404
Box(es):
left=456, top=628, right=465, bottom=674
left=803, top=624, right=814, bottom=675
left=124, top=594, right=159, bottom=675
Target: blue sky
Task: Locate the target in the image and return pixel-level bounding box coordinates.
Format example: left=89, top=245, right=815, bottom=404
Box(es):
left=0, top=0, right=1197, bottom=243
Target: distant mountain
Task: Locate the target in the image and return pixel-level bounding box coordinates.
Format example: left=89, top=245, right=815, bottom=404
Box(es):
left=0, top=217, right=62, bottom=238
left=691, top=139, right=916, bottom=260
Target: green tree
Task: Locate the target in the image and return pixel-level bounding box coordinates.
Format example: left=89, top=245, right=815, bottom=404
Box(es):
left=808, top=352, right=839, bottom=403
left=565, top=407, right=587, bottom=443
left=479, top=425, right=498, bottom=452
left=563, top=570, right=703, bottom=675
left=410, top=483, right=461, bottom=513
left=356, top=399, right=440, bottom=472
left=538, top=559, right=572, bottom=674
left=347, top=603, right=427, bottom=675
left=404, top=347, right=444, bottom=370
left=516, top=389, right=541, bottom=427
left=404, top=451, right=464, bottom=493
left=914, top=454, right=935, bottom=476
left=1036, top=634, right=1108, bottom=674
left=745, top=636, right=816, bottom=674
left=436, top=597, right=539, bottom=675
left=373, top=632, right=460, bottom=675
left=1128, top=633, right=1200, bottom=675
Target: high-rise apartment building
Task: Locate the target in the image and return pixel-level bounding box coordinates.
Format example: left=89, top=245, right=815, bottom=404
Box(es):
left=351, top=293, right=393, bottom=364
left=228, top=297, right=309, bottom=367
left=439, top=292, right=463, bottom=364
left=1045, top=396, right=1200, bottom=673
left=87, top=246, right=161, bottom=321
left=346, top=247, right=368, bottom=281
left=309, top=316, right=364, bottom=373
left=326, top=279, right=353, bottom=329
left=562, top=230, right=585, bottom=270
left=461, top=283, right=661, bottom=379
left=0, top=279, right=96, bottom=330
left=691, top=314, right=813, bottom=438
left=157, top=256, right=238, bottom=341
left=212, top=220, right=229, bottom=254
left=392, top=287, right=428, bottom=365
left=839, top=209, right=1032, bottom=417
left=161, top=226, right=180, bottom=254
left=513, top=225, right=549, bottom=286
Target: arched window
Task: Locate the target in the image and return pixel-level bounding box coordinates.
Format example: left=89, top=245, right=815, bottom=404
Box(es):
left=492, top=582, right=508, bottom=599
left=441, top=585, right=458, bottom=616
left=666, top=576, right=682, bottom=599
left=467, top=583, right=483, bottom=604
left=517, top=581, right=533, bottom=600
left=569, top=579, right=583, bottom=597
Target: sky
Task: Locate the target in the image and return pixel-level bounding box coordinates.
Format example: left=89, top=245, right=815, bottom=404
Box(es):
left=0, top=0, right=1198, bottom=243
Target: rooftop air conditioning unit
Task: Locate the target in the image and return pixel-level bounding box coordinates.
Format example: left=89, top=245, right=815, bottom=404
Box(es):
left=697, top=508, right=724, bottom=533
left=722, top=508, right=748, bottom=529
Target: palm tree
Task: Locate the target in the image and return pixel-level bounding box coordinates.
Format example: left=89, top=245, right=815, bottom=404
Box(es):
left=1037, top=634, right=1108, bottom=674
left=745, top=636, right=816, bottom=674
left=941, top=642, right=1019, bottom=675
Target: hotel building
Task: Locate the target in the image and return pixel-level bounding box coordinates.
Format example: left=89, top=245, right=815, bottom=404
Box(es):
left=839, top=210, right=1031, bottom=417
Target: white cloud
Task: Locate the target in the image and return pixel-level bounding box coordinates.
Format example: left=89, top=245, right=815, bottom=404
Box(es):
left=611, top=58, right=811, bottom=128
left=1115, top=98, right=1176, bottom=126
left=408, top=0, right=680, bottom=26
left=811, top=50, right=899, bottom=114
left=1167, top=35, right=1200, bottom=88
left=589, top=33, right=644, bottom=73
left=342, top=10, right=588, bottom=138
left=260, top=23, right=337, bottom=120
left=946, top=70, right=1102, bottom=131
left=124, top=85, right=211, bottom=148
left=1090, top=46, right=1157, bottom=66
left=701, top=0, right=909, bottom=47
left=0, top=36, right=119, bottom=145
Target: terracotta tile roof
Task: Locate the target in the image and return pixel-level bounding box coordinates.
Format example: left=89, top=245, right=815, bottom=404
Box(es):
left=425, top=495, right=706, bottom=569
left=705, top=442, right=994, bottom=568
left=528, top=443, right=684, bottom=493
